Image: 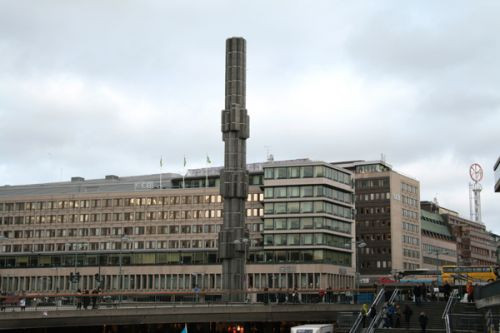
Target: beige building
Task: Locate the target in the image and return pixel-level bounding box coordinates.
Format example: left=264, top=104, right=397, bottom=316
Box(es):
left=332, top=161, right=421, bottom=278
left=0, top=160, right=356, bottom=299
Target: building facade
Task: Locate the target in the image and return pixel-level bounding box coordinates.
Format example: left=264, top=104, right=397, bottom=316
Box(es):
left=332, top=161, right=421, bottom=278
left=0, top=160, right=356, bottom=297
left=421, top=201, right=496, bottom=267
left=419, top=205, right=457, bottom=270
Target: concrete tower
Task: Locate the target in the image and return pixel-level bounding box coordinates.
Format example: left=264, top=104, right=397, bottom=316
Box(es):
left=218, top=37, right=250, bottom=302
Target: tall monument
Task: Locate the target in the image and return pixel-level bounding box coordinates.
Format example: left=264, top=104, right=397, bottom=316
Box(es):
left=218, top=37, right=250, bottom=302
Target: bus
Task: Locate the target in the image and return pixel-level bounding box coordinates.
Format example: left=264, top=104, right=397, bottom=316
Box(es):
left=441, top=265, right=499, bottom=285
left=397, top=269, right=442, bottom=285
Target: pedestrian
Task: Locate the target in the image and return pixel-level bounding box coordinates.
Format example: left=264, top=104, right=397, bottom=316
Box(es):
left=369, top=305, right=377, bottom=320
left=326, top=286, right=333, bottom=303
left=420, top=284, right=427, bottom=302
left=82, top=290, right=90, bottom=310
left=381, top=304, right=391, bottom=328
left=419, top=311, right=428, bottom=333
left=413, top=285, right=421, bottom=305
left=395, top=304, right=402, bottom=328
left=443, top=282, right=451, bottom=301
left=91, top=289, right=98, bottom=309
left=467, top=283, right=474, bottom=303
left=19, top=297, right=26, bottom=311
left=76, top=289, right=82, bottom=310
left=318, top=289, right=325, bottom=303
left=403, top=304, right=413, bottom=329
left=387, top=303, right=395, bottom=327
left=361, top=303, right=369, bottom=328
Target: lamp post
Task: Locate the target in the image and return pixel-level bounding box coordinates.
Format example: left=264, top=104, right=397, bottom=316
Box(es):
left=355, top=241, right=367, bottom=304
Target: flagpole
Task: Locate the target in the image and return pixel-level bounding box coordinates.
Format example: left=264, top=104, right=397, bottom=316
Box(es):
left=159, top=157, right=163, bottom=189
left=183, top=156, right=186, bottom=189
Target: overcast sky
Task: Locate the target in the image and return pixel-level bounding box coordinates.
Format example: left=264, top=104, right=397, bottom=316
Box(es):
left=0, top=1, right=499, bottom=231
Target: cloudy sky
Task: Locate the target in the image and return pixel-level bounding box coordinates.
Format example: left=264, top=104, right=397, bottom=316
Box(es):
left=0, top=1, right=499, bottom=231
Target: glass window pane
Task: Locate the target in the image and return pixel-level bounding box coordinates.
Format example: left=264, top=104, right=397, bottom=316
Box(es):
left=302, top=166, right=313, bottom=178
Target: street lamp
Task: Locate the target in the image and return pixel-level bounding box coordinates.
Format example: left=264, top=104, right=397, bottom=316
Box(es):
left=355, top=241, right=367, bottom=304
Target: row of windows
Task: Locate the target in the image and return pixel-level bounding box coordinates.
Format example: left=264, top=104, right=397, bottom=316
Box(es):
left=422, top=243, right=457, bottom=258
left=0, top=251, right=220, bottom=268
left=358, top=247, right=391, bottom=255
left=0, top=272, right=223, bottom=293
left=401, top=182, right=418, bottom=194
left=402, top=209, right=418, bottom=220
left=3, top=223, right=221, bottom=240
left=263, top=166, right=351, bottom=185
left=0, top=195, right=226, bottom=212
left=356, top=206, right=390, bottom=215
left=250, top=249, right=352, bottom=266
left=355, top=178, right=389, bottom=189
left=355, top=192, right=390, bottom=202
left=403, top=248, right=420, bottom=259
left=360, top=259, right=392, bottom=269
left=402, top=195, right=418, bottom=207
left=0, top=193, right=264, bottom=213
left=263, top=217, right=351, bottom=234
left=264, top=185, right=352, bottom=204
left=423, top=257, right=456, bottom=267
left=358, top=233, right=391, bottom=242
left=402, top=235, right=420, bottom=245
left=264, top=201, right=353, bottom=219
left=403, top=262, right=420, bottom=270
left=0, top=209, right=229, bottom=225
left=0, top=249, right=352, bottom=268
left=403, top=222, right=419, bottom=233
left=359, top=220, right=391, bottom=228
left=355, top=164, right=390, bottom=174
left=1, top=238, right=222, bottom=253
left=263, top=233, right=351, bottom=249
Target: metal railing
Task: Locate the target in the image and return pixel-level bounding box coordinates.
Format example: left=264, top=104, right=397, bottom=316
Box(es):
left=348, top=287, right=384, bottom=333
left=443, top=289, right=458, bottom=333
left=365, top=288, right=399, bottom=333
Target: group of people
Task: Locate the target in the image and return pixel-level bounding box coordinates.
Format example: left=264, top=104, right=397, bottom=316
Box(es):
left=76, top=289, right=100, bottom=310
left=361, top=302, right=429, bottom=332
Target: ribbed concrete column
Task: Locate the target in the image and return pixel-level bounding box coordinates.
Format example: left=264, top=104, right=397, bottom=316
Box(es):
left=219, top=37, right=250, bottom=302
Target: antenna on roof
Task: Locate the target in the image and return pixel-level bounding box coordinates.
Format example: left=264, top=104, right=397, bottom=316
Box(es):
left=380, top=153, right=386, bottom=163
left=265, top=146, right=274, bottom=162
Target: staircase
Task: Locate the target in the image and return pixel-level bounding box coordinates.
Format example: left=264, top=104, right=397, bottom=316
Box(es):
left=374, top=301, right=447, bottom=333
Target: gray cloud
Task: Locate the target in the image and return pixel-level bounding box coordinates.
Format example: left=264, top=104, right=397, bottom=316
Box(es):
left=0, top=1, right=499, bottom=231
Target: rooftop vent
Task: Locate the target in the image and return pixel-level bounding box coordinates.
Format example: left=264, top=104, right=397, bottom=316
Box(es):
left=105, top=175, right=120, bottom=181
left=71, top=177, right=85, bottom=182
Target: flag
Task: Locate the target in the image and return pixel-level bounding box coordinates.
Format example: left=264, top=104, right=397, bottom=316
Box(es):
left=181, top=324, right=188, bottom=333
left=206, top=155, right=211, bottom=164
left=183, top=156, right=187, bottom=167
left=160, top=157, right=163, bottom=168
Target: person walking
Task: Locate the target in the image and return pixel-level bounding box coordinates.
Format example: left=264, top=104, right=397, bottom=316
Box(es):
left=361, top=303, right=369, bottom=328
left=467, top=283, right=474, bottom=303
left=420, top=284, right=427, bottom=302
left=387, top=303, right=395, bottom=327
left=403, top=304, right=413, bottom=329
left=419, top=312, right=428, bottom=333
left=394, top=304, right=402, bottom=328
left=19, top=297, right=26, bottom=311
left=413, top=285, right=421, bottom=305
left=76, top=289, right=82, bottom=310
left=82, top=290, right=90, bottom=310
left=443, top=282, right=451, bottom=301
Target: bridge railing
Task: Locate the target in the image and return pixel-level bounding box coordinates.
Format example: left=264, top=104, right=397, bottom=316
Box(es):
left=0, top=288, right=375, bottom=312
